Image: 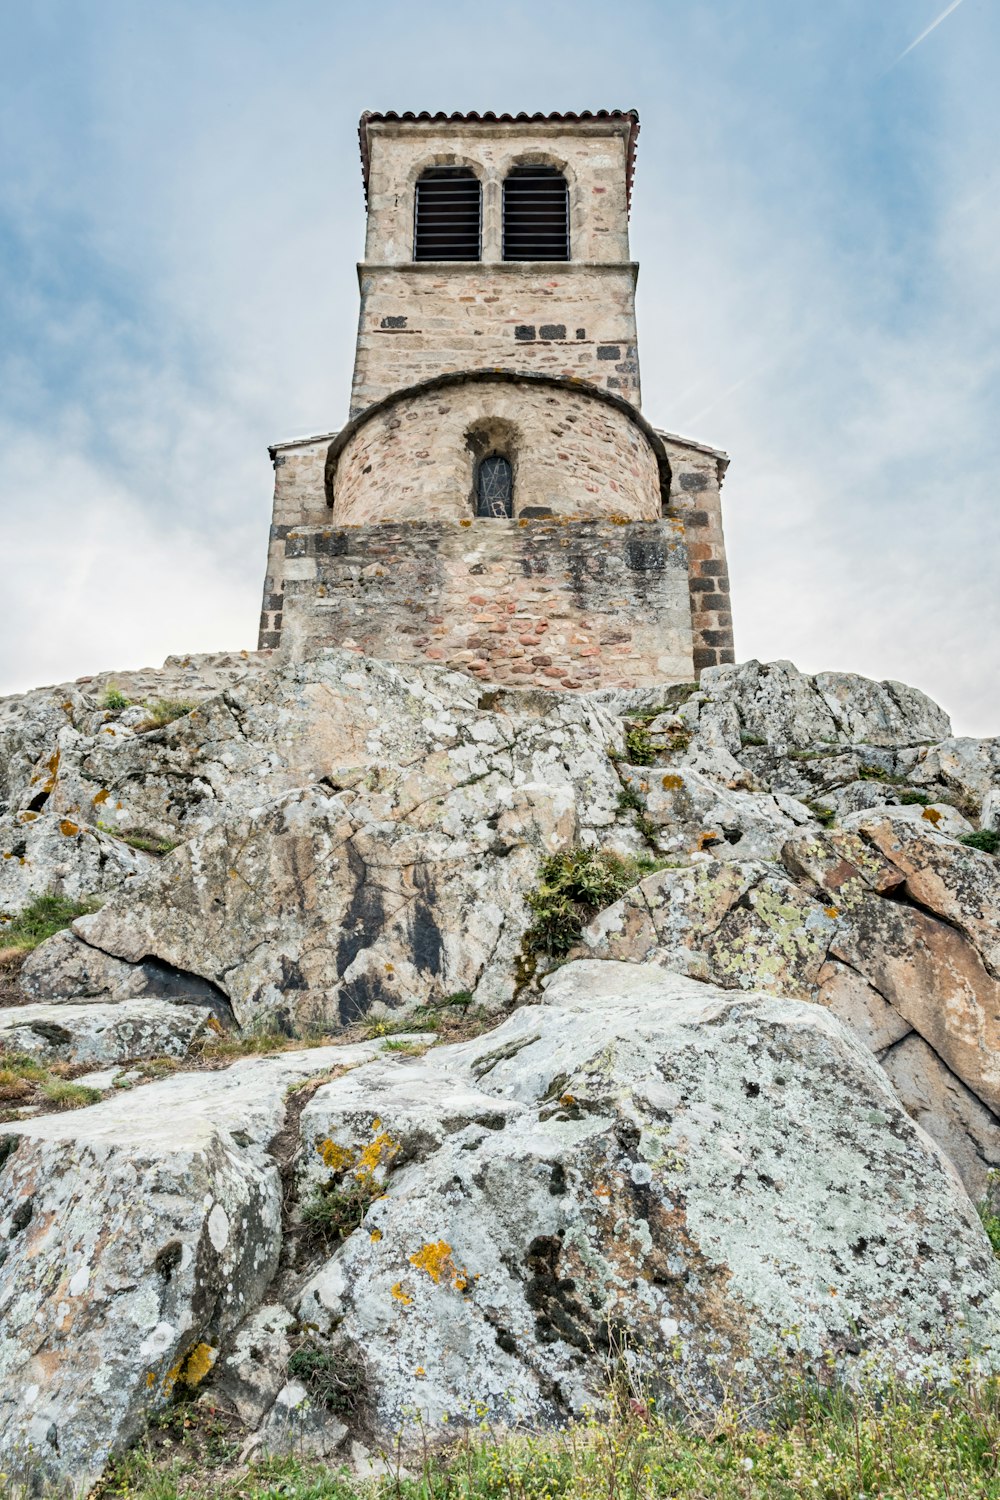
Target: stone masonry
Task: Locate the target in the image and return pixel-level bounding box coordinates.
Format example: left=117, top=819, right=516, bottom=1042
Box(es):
left=258, top=110, right=735, bottom=681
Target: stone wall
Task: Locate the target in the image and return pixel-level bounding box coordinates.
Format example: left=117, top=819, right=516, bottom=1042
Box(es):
left=271, top=518, right=694, bottom=691
left=660, top=433, right=735, bottom=671
left=331, top=377, right=661, bottom=526
left=352, top=117, right=639, bottom=415
left=350, top=264, right=640, bottom=415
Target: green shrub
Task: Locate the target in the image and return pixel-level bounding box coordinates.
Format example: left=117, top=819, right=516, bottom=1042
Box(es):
left=858, top=763, right=906, bottom=785
left=101, top=685, right=131, bottom=711
left=286, top=1343, right=368, bottom=1416
left=113, top=828, right=180, bottom=856
left=961, top=829, right=1000, bottom=856
left=807, top=803, right=836, bottom=828
left=977, top=1199, right=1000, bottom=1257
left=622, top=725, right=656, bottom=766
left=0, top=892, right=99, bottom=953
left=524, top=849, right=647, bottom=957
left=136, top=698, right=198, bottom=731
left=301, top=1172, right=383, bottom=1246
left=899, top=789, right=931, bottom=806
left=615, top=785, right=643, bottom=815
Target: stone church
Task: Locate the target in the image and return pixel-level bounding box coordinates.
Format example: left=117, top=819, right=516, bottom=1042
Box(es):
left=258, top=110, right=734, bottom=690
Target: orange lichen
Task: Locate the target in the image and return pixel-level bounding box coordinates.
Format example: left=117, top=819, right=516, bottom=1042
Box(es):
left=92, top=789, right=110, bottom=806
left=922, top=807, right=943, bottom=825
left=593, top=1182, right=611, bottom=1200
left=415, top=1365, right=426, bottom=1377
left=391, top=1281, right=414, bottom=1305
left=661, top=774, right=683, bottom=790
left=409, top=1240, right=454, bottom=1283
left=824, top=906, right=840, bottom=919
left=59, top=820, right=80, bottom=837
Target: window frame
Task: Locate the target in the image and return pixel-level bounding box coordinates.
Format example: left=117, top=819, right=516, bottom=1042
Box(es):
left=412, top=166, right=483, bottom=263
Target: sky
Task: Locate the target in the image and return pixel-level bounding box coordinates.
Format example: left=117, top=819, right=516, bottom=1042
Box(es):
left=1, top=0, right=998, bottom=733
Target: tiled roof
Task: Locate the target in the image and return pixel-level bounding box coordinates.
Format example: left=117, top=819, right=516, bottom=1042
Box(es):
left=358, top=109, right=640, bottom=210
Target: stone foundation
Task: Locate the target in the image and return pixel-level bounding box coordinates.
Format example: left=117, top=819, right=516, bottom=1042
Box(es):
left=271, top=518, right=694, bottom=691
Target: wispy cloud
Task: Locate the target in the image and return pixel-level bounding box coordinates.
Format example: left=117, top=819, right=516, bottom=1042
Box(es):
left=892, top=0, right=965, bottom=65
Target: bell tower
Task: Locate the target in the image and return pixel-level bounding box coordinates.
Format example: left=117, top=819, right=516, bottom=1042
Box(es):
left=258, top=111, right=734, bottom=688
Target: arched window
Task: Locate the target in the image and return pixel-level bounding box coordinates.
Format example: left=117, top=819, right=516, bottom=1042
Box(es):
left=476, top=455, right=513, bottom=518
left=413, top=168, right=481, bottom=261
left=502, top=166, right=569, bottom=261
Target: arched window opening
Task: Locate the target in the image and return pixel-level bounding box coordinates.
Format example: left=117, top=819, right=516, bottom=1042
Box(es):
left=502, top=166, right=569, bottom=261
left=476, top=455, right=514, bottom=518
left=413, top=168, right=481, bottom=261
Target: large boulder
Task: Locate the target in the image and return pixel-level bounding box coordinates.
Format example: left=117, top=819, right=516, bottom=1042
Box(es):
left=279, top=961, right=999, bottom=1451
left=0, top=1038, right=395, bottom=1492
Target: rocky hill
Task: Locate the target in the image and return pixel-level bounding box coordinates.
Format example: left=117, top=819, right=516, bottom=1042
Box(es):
left=1, top=650, right=999, bottom=1491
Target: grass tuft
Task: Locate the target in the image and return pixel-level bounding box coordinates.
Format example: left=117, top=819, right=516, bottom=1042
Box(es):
left=524, top=848, right=670, bottom=957
left=0, top=892, right=99, bottom=954
left=134, top=699, right=198, bottom=733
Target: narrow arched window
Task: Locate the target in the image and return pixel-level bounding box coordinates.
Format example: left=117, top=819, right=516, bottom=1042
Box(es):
left=413, top=168, right=481, bottom=261
left=502, top=166, right=569, bottom=261
left=476, top=455, right=513, bottom=518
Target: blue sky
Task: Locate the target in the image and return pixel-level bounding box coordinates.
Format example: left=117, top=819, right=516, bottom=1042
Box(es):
left=2, top=0, right=998, bottom=731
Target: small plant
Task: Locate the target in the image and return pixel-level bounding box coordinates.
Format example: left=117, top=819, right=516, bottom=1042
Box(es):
left=300, top=1175, right=383, bottom=1244
left=381, top=1038, right=428, bottom=1055
left=0, top=892, right=99, bottom=954
left=899, top=789, right=931, bottom=806
left=807, top=803, right=836, bottom=828
left=615, top=785, right=643, bottom=815
left=117, top=828, right=180, bottom=856
left=622, top=725, right=656, bottom=766
left=961, top=829, right=1000, bottom=856
left=634, top=813, right=660, bottom=844
left=286, top=1342, right=368, bottom=1416
left=977, top=1198, right=1000, bottom=1257
left=739, top=730, right=767, bottom=747
left=524, top=848, right=646, bottom=957
left=135, top=698, right=198, bottom=732
left=858, top=763, right=906, bottom=786
left=40, top=1078, right=102, bottom=1110
left=101, top=685, right=131, bottom=711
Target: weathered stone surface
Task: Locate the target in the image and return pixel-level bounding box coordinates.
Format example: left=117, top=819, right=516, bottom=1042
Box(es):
left=906, top=737, right=1000, bottom=820
left=0, top=999, right=210, bottom=1065
left=0, top=1039, right=393, bottom=1492
left=694, top=660, right=950, bottom=752
left=573, top=860, right=763, bottom=979
left=273, top=961, right=1000, bottom=1450
left=814, top=960, right=912, bottom=1055
left=781, top=828, right=905, bottom=904
left=0, top=812, right=149, bottom=919
left=830, top=896, right=1000, bottom=1114
left=881, top=1034, right=1000, bottom=1201
left=706, top=875, right=837, bottom=998
left=620, top=763, right=805, bottom=862
left=18, top=931, right=234, bottom=1022
left=849, top=813, right=1000, bottom=975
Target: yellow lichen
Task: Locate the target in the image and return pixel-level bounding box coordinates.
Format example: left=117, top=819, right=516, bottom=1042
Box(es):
left=59, top=820, right=80, bottom=837
left=922, top=807, right=943, bottom=825
left=661, top=773, right=684, bottom=790
left=391, top=1281, right=414, bottom=1305
left=357, top=1130, right=399, bottom=1175
left=409, top=1240, right=454, bottom=1283
left=318, top=1138, right=355, bottom=1173
left=415, top=1365, right=426, bottom=1377
left=92, top=789, right=110, bottom=806
left=370, top=1228, right=383, bottom=1243
left=180, top=1342, right=215, bottom=1387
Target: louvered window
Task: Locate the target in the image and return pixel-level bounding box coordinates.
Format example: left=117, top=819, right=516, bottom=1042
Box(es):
left=413, top=168, right=481, bottom=261
left=476, top=455, right=513, bottom=518
left=502, top=166, right=570, bottom=261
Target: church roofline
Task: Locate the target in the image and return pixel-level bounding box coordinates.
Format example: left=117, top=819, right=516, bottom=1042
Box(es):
left=358, top=109, right=640, bottom=210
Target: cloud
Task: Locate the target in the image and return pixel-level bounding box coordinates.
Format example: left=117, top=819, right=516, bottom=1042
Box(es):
left=1, top=0, right=998, bottom=736
left=892, top=0, right=966, bottom=65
